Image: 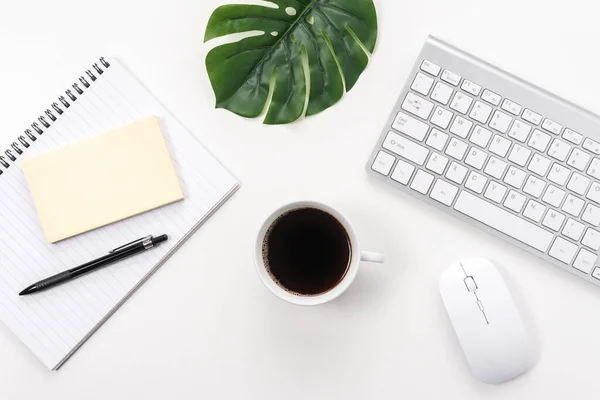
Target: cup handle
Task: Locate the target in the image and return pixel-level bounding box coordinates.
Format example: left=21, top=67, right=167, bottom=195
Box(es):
left=360, top=251, right=385, bottom=263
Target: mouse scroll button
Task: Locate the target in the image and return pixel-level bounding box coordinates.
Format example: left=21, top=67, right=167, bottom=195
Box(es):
left=464, top=276, right=478, bottom=292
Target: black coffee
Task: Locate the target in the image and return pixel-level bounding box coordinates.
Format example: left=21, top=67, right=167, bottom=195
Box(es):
left=263, top=208, right=351, bottom=296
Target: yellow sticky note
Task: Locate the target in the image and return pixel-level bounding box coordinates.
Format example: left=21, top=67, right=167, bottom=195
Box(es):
left=21, top=116, right=184, bottom=243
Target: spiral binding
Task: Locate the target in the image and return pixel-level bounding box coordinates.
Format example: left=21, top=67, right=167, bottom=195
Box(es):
left=0, top=57, right=111, bottom=176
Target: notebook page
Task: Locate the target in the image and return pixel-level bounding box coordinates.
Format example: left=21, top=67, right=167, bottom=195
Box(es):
left=0, top=59, right=238, bottom=369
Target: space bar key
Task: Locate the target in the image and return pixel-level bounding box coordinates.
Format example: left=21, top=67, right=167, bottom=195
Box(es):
left=454, top=191, right=554, bottom=253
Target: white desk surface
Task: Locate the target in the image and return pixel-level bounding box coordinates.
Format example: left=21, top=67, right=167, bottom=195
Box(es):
left=1, top=0, right=599, bottom=398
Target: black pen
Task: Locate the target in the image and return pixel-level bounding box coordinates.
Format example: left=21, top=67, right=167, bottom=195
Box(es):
left=19, top=234, right=168, bottom=296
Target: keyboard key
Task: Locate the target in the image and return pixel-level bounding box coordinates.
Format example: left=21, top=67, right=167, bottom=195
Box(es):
left=450, top=92, right=473, bottom=114
left=481, top=89, right=501, bottom=106
left=469, top=101, right=492, bottom=124
left=449, top=116, right=473, bottom=138
left=501, top=99, right=522, bottom=116
left=562, top=129, right=583, bottom=145
left=410, top=170, right=434, bottom=194
left=542, top=118, right=563, bottom=135
left=548, top=139, right=571, bottom=162
left=504, top=190, right=527, bottom=213
left=563, top=218, right=585, bottom=241
left=567, top=173, right=590, bottom=196
left=489, top=110, right=512, bottom=133
left=454, top=191, right=553, bottom=252
left=586, top=158, right=600, bottom=179
left=426, top=153, right=449, bottom=175
left=465, top=171, right=488, bottom=194
left=445, top=138, right=468, bottom=160
left=548, top=163, right=571, bottom=186
left=430, top=82, right=454, bottom=105
left=573, top=249, right=597, bottom=274
left=392, top=112, right=430, bottom=141
left=484, top=181, right=507, bottom=203
left=430, top=179, right=459, bottom=206
left=542, top=209, right=565, bottom=232
left=484, top=157, right=508, bottom=179
left=402, top=92, right=434, bottom=120
left=470, top=126, right=493, bottom=148
left=523, top=200, right=546, bottom=222
left=426, top=129, right=449, bottom=151
left=441, top=70, right=461, bottom=86
left=542, top=185, right=566, bottom=207
left=567, top=149, right=591, bottom=171
left=586, top=182, right=600, bottom=204
left=383, top=131, right=430, bottom=165
left=445, top=162, right=468, bottom=184
left=411, top=72, right=434, bottom=96
left=489, top=135, right=512, bottom=157
left=528, top=154, right=551, bottom=177
left=593, top=268, right=600, bottom=280
left=508, top=144, right=532, bottom=167
left=549, top=237, right=578, bottom=264
left=562, top=194, right=585, bottom=217
left=528, top=129, right=552, bottom=152
left=371, top=151, right=395, bottom=176
left=465, top=147, right=488, bottom=170
left=391, top=159, right=415, bottom=184
left=461, top=80, right=481, bottom=96
left=582, top=203, right=600, bottom=226
left=522, top=109, right=542, bottom=125
left=504, top=166, right=527, bottom=188
left=523, top=175, right=546, bottom=198
left=582, top=228, right=600, bottom=251
left=508, top=121, right=531, bottom=143
left=420, top=60, right=441, bottom=76
left=431, top=106, right=453, bottom=129
left=583, top=138, right=600, bottom=154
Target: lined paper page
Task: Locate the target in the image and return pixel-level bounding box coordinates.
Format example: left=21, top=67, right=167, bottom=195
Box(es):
left=0, top=59, right=238, bottom=369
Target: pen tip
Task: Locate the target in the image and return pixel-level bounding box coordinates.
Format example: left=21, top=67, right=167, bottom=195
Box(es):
left=19, top=285, right=35, bottom=296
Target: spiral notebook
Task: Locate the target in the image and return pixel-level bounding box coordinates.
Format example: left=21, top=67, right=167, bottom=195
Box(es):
left=0, top=57, right=239, bottom=370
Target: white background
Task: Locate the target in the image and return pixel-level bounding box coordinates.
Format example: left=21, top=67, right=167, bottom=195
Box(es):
left=1, top=0, right=599, bottom=398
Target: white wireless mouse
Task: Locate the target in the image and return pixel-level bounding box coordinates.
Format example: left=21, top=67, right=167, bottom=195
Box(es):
left=439, top=258, right=535, bottom=384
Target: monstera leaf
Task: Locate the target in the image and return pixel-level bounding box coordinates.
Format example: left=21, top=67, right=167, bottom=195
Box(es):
left=204, top=0, right=378, bottom=124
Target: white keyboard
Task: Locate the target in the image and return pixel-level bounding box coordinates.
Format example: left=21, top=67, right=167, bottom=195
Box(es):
left=367, top=36, right=600, bottom=287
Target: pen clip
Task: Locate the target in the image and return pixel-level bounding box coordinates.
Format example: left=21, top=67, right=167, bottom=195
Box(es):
left=109, top=235, right=152, bottom=253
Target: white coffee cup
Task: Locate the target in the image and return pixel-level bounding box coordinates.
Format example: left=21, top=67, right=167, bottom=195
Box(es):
left=254, top=201, right=385, bottom=306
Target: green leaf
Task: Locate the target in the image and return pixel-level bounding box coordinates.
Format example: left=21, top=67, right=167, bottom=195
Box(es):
left=204, top=0, right=378, bottom=124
